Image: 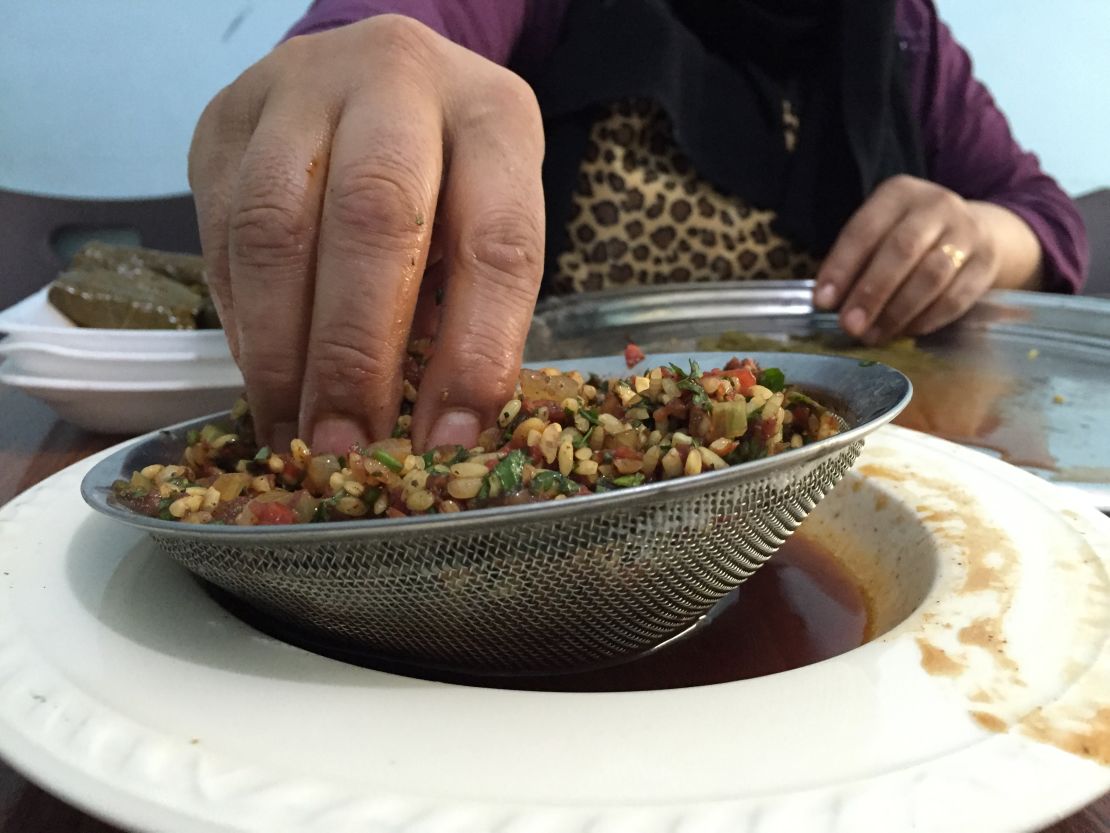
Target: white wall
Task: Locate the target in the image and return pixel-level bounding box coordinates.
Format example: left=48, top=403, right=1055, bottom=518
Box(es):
left=936, top=0, right=1110, bottom=195
left=0, top=1, right=308, bottom=199
left=2, top=2, right=1106, bottom=199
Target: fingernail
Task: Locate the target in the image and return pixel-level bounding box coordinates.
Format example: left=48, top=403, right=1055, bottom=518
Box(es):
left=814, top=283, right=837, bottom=309
left=311, top=415, right=367, bottom=455
left=271, top=421, right=297, bottom=451
left=842, top=308, right=867, bottom=337
left=426, top=409, right=481, bottom=450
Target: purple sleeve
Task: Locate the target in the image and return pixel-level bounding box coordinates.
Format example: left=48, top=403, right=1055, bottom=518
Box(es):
left=283, top=0, right=569, bottom=73
left=898, top=0, right=1088, bottom=293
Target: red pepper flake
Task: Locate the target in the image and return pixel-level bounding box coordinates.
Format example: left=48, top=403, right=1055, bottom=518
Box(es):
left=624, top=342, right=646, bottom=369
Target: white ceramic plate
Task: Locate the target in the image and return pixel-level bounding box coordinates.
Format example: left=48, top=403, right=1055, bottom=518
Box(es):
left=0, top=366, right=242, bottom=434
left=0, top=340, right=242, bottom=384
left=0, top=288, right=232, bottom=358
left=0, top=425, right=1108, bottom=833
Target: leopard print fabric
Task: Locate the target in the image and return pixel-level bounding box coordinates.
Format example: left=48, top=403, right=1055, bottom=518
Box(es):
left=553, top=99, right=819, bottom=294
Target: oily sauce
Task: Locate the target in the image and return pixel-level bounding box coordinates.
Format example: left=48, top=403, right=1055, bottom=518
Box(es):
left=492, top=532, right=871, bottom=692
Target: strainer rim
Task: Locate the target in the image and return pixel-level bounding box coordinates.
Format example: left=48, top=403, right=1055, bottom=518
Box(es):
left=80, top=351, right=911, bottom=542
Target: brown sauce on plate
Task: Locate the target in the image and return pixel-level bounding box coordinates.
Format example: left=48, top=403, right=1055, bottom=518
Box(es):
left=493, top=533, right=871, bottom=692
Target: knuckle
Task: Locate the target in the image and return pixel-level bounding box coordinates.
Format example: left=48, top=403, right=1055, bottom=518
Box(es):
left=364, top=14, right=438, bottom=63
left=451, top=327, right=521, bottom=391
left=487, top=71, right=543, bottom=125
left=310, top=329, right=397, bottom=398
left=465, top=211, right=544, bottom=290
left=328, top=159, right=425, bottom=256
left=242, top=360, right=301, bottom=398
left=883, top=174, right=917, bottom=194
left=230, top=188, right=312, bottom=267
left=888, top=226, right=923, bottom=260
left=932, top=188, right=964, bottom=214
left=918, top=255, right=951, bottom=289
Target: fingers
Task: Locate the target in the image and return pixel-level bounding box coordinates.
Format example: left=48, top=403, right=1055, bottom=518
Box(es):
left=225, top=90, right=334, bottom=446
left=410, top=78, right=546, bottom=452
left=906, top=255, right=994, bottom=336
left=836, top=210, right=948, bottom=338
left=299, top=80, right=444, bottom=453
left=863, top=245, right=961, bottom=343
left=188, top=86, right=257, bottom=361
left=813, top=175, right=919, bottom=310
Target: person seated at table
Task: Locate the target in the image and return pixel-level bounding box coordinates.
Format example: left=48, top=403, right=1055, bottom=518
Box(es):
left=187, top=0, right=1087, bottom=455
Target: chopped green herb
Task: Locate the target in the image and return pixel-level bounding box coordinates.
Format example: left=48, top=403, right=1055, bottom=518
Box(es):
left=253, top=446, right=271, bottom=462
left=421, top=451, right=436, bottom=469
left=415, top=212, right=424, bottom=226
left=573, top=426, right=594, bottom=448
left=185, top=429, right=200, bottom=445
left=312, top=494, right=343, bottom=522
left=759, top=367, right=786, bottom=392
left=156, top=497, right=176, bottom=521
left=372, top=449, right=404, bottom=472
left=446, top=446, right=470, bottom=465
left=200, top=424, right=224, bottom=444
left=579, top=408, right=600, bottom=425
left=530, top=470, right=579, bottom=496
left=678, top=376, right=710, bottom=409
left=612, top=473, right=645, bottom=488
left=489, top=449, right=526, bottom=494
left=858, top=359, right=877, bottom=367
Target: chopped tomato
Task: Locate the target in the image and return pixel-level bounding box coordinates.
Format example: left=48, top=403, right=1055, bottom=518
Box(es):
left=704, top=367, right=756, bottom=391
left=253, top=502, right=296, bottom=525
left=386, top=508, right=406, bottom=519
left=624, top=342, right=646, bottom=368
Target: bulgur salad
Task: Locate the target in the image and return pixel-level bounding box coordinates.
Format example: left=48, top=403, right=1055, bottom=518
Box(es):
left=111, top=348, right=841, bottom=526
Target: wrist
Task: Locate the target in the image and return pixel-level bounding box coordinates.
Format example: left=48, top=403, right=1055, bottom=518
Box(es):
left=968, top=200, right=1044, bottom=291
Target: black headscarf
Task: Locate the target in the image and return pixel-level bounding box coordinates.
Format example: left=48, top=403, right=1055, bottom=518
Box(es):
left=530, top=0, right=924, bottom=279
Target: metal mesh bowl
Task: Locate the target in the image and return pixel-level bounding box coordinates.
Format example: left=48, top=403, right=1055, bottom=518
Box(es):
left=82, top=352, right=911, bottom=675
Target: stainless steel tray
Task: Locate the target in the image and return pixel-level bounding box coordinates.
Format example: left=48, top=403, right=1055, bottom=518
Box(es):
left=527, top=282, right=1110, bottom=511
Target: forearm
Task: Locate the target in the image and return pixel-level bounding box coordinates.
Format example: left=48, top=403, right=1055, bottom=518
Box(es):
left=968, top=201, right=1044, bottom=291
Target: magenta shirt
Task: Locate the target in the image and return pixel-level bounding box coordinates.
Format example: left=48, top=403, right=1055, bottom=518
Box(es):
left=286, top=0, right=1088, bottom=293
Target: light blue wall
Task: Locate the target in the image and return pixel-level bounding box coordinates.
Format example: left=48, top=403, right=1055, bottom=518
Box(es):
left=0, top=1, right=308, bottom=199
left=935, top=0, right=1110, bottom=195
left=2, top=2, right=1106, bottom=199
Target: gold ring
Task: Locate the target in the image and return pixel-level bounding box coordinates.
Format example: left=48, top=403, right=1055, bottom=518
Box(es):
left=941, top=243, right=968, bottom=270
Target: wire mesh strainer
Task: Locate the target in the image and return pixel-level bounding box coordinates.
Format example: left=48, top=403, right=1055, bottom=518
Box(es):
left=82, top=352, right=910, bottom=674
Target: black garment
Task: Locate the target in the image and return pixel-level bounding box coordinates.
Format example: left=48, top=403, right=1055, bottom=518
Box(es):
left=530, top=0, right=925, bottom=285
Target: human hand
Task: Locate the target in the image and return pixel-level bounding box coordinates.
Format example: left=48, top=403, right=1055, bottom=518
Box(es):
left=188, top=15, right=545, bottom=453
left=812, top=175, right=1042, bottom=344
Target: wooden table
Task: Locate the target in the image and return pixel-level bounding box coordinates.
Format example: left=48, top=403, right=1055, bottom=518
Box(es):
left=1, top=381, right=1108, bottom=832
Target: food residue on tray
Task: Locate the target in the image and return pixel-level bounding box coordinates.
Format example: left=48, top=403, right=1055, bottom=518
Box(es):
left=702, top=331, right=1059, bottom=471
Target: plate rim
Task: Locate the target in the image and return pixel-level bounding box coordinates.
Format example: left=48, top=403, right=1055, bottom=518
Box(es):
left=1, top=429, right=1109, bottom=833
